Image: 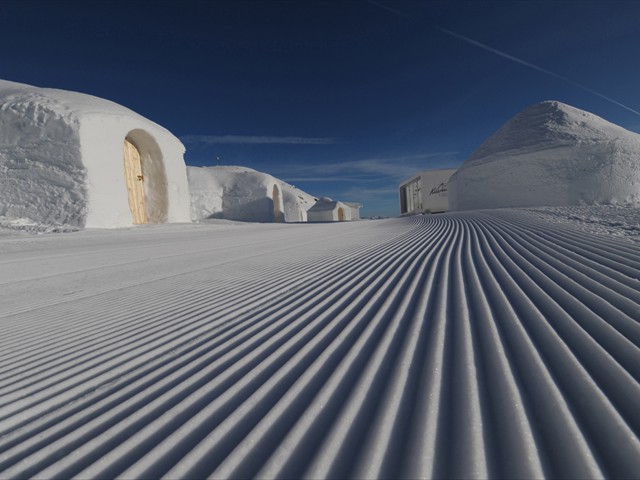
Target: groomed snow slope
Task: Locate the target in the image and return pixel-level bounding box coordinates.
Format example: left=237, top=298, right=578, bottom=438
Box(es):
left=1, top=210, right=639, bottom=479
left=449, top=101, right=640, bottom=211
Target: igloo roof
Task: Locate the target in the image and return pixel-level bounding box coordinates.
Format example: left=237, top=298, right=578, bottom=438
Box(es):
left=466, top=100, right=640, bottom=167
left=0, top=80, right=169, bottom=130
left=308, top=198, right=343, bottom=212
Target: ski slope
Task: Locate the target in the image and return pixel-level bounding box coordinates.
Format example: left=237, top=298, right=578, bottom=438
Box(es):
left=1, top=210, right=639, bottom=479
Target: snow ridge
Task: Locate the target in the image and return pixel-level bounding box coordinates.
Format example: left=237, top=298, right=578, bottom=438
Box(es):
left=0, top=213, right=639, bottom=478
left=449, top=100, right=640, bottom=210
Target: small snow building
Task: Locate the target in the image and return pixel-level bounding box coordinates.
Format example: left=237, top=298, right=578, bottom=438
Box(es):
left=188, top=166, right=317, bottom=223
left=0, top=80, right=191, bottom=228
left=343, top=202, right=363, bottom=221
left=307, top=197, right=352, bottom=222
left=399, top=168, right=457, bottom=215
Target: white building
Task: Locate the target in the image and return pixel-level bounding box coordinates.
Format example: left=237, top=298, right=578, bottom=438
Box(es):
left=399, top=168, right=457, bottom=215
left=0, top=79, right=191, bottom=229
left=307, top=197, right=351, bottom=222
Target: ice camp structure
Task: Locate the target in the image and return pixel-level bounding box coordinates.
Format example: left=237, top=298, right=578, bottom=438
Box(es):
left=448, top=101, right=640, bottom=211
left=307, top=197, right=358, bottom=222
left=188, top=166, right=317, bottom=223
left=0, top=79, right=191, bottom=229
left=399, top=168, right=457, bottom=215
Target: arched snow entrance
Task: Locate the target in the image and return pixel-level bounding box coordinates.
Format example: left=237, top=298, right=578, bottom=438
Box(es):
left=124, top=130, right=169, bottom=224
left=123, top=139, right=148, bottom=224
left=272, top=184, right=283, bottom=223
left=338, top=207, right=346, bottom=221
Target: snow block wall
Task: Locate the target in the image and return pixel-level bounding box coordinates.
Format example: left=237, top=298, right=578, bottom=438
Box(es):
left=281, top=181, right=318, bottom=223
left=187, top=166, right=316, bottom=223
left=449, top=101, right=640, bottom=211
left=344, top=202, right=363, bottom=220
left=0, top=80, right=191, bottom=229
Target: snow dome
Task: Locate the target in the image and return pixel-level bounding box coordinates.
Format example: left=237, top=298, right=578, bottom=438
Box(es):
left=188, top=166, right=317, bottom=223
left=0, top=80, right=191, bottom=228
left=449, top=101, right=640, bottom=211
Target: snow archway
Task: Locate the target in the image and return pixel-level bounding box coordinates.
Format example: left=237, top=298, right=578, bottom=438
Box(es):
left=124, top=130, right=169, bottom=224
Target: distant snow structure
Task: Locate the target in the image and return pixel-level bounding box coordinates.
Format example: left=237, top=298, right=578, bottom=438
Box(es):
left=307, top=197, right=352, bottom=222
left=399, top=168, right=457, bottom=215
left=281, top=180, right=318, bottom=223
left=343, top=202, right=363, bottom=220
left=449, top=100, right=640, bottom=211
left=0, top=79, right=191, bottom=229
left=187, top=166, right=316, bottom=223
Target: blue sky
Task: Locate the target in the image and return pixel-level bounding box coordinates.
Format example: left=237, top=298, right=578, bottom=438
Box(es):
left=2, top=0, right=640, bottom=217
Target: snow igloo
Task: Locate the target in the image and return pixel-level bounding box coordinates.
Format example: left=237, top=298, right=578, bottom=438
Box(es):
left=0, top=80, right=191, bottom=228
left=188, top=166, right=316, bottom=223
left=449, top=101, right=640, bottom=211
left=307, top=197, right=352, bottom=222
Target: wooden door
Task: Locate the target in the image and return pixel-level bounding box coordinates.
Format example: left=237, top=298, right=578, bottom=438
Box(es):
left=338, top=207, right=346, bottom=222
left=123, top=139, right=148, bottom=224
left=272, top=185, right=283, bottom=223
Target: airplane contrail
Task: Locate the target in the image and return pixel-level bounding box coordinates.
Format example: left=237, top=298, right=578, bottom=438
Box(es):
left=366, top=0, right=640, bottom=117
left=437, top=27, right=640, bottom=117
left=366, top=0, right=413, bottom=20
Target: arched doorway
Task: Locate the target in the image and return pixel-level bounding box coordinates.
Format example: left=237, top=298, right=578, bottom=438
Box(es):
left=272, top=185, right=283, bottom=223
left=338, top=207, right=346, bottom=222
left=124, top=130, right=169, bottom=225
left=123, top=138, right=148, bottom=224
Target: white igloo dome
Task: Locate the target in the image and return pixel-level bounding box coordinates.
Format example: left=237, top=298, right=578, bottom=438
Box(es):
left=449, top=101, right=640, bottom=211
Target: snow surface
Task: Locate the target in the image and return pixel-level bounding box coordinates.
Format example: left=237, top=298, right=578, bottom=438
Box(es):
left=449, top=101, right=640, bottom=211
left=524, top=204, right=640, bottom=244
left=0, top=79, right=191, bottom=229
left=188, top=166, right=317, bottom=223
left=1, top=206, right=639, bottom=478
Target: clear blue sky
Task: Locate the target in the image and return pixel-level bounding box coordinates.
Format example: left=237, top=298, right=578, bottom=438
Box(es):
left=2, top=0, right=640, bottom=217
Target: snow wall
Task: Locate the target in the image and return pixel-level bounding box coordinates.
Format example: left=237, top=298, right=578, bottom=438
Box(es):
left=0, top=79, right=191, bottom=229
left=344, top=202, right=362, bottom=220
left=449, top=101, right=640, bottom=211
left=188, top=166, right=317, bottom=223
